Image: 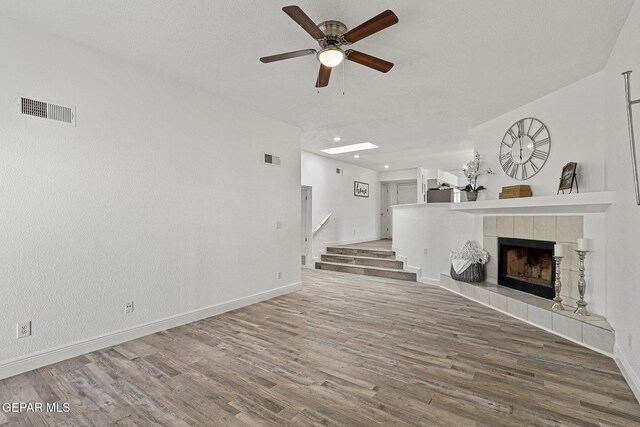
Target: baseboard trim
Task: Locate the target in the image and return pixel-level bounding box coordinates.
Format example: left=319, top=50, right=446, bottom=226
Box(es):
left=418, top=277, right=440, bottom=286
left=615, top=344, right=640, bottom=403
left=0, top=282, right=301, bottom=380
left=394, top=252, right=426, bottom=282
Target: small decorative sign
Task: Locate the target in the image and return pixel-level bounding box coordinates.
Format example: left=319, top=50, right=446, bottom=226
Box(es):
left=354, top=181, right=369, bottom=198
left=558, top=162, right=578, bottom=194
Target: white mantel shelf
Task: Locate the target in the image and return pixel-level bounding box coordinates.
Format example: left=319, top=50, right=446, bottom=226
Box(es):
left=450, top=191, right=613, bottom=214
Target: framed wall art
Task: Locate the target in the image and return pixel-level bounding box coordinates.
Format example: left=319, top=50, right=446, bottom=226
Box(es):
left=354, top=181, right=369, bottom=198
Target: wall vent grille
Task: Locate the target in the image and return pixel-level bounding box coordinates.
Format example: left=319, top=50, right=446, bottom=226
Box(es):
left=264, top=153, right=281, bottom=166
left=21, top=98, right=47, bottom=118
left=20, top=97, right=75, bottom=126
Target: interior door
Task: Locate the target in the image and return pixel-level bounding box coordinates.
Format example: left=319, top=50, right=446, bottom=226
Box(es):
left=301, top=187, right=310, bottom=265
left=380, top=184, right=391, bottom=238
left=397, top=183, right=418, bottom=205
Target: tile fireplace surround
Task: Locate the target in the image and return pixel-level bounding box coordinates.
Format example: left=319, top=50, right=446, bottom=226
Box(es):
left=484, top=215, right=583, bottom=304
left=440, top=212, right=613, bottom=354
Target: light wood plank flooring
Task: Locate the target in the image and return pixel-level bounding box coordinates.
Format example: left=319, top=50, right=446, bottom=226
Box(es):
left=339, top=239, right=393, bottom=250
left=1, top=269, right=639, bottom=426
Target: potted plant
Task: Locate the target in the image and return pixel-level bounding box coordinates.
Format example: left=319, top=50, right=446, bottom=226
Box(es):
left=461, top=152, right=494, bottom=202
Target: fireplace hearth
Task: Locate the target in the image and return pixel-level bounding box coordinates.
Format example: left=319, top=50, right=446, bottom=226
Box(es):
left=498, top=237, right=555, bottom=299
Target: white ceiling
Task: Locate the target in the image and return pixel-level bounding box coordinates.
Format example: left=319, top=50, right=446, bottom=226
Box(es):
left=0, top=0, right=633, bottom=172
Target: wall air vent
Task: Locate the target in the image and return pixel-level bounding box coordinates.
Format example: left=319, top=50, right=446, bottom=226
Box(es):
left=264, top=153, right=281, bottom=166
left=19, top=96, right=76, bottom=126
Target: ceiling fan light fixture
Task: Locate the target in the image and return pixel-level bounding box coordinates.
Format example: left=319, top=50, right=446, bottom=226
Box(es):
left=317, top=47, right=345, bottom=67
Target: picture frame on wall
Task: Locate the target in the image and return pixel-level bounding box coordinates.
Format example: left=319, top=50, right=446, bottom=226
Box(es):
left=354, top=181, right=369, bottom=198
left=557, top=162, right=578, bottom=194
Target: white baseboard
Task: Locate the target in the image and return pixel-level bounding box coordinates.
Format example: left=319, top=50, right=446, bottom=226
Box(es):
left=0, top=282, right=301, bottom=380
left=418, top=277, right=440, bottom=286
left=615, top=344, right=640, bottom=403
left=393, top=252, right=427, bottom=282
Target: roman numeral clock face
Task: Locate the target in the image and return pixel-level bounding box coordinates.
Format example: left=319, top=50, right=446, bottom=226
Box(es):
left=499, top=118, right=550, bottom=180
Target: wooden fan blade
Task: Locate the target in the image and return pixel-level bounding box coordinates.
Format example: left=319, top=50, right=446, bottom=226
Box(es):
left=342, top=10, right=398, bottom=44
left=260, top=49, right=316, bottom=63
left=346, top=50, right=394, bottom=73
left=316, top=64, right=331, bottom=88
left=282, top=5, right=325, bottom=40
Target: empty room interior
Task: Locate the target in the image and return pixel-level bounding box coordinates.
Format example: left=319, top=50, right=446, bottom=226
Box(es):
left=3, top=0, right=640, bottom=425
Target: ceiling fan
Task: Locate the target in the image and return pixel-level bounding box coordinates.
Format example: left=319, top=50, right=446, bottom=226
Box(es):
left=260, top=5, right=399, bottom=88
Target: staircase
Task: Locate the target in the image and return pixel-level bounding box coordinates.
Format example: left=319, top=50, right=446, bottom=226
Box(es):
left=315, top=245, right=417, bottom=281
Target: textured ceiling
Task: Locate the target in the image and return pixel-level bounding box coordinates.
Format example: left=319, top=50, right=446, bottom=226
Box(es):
left=0, top=0, right=633, bottom=172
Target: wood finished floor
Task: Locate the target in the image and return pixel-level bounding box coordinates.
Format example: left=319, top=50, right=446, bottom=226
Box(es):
left=1, top=269, right=639, bottom=426
left=339, top=240, right=393, bottom=250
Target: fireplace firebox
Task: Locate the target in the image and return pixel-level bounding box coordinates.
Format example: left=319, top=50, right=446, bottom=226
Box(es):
left=498, top=237, right=556, bottom=299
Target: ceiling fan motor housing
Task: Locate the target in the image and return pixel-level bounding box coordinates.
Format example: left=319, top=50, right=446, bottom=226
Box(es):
left=318, top=20, right=348, bottom=46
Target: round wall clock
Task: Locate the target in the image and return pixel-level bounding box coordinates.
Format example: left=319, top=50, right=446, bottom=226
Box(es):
left=499, top=118, right=550, bottom=180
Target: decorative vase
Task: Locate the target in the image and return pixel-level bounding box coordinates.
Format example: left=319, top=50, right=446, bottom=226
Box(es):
left=467, top=191, right=479, bottom=202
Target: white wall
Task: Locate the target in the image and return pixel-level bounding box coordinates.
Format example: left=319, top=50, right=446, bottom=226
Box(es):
left=378, top=168, right=417, bottom=182
left=602, top=0, right=640, bottom=398
left=392, top=205, right=477, bottom=281
left=0, top=16, right=301, bottom=374
left=437, top=170, right=461, bottom=187
left=470, top=72, right=606, bottom=199
left=301, top=151, right=380, bottom=259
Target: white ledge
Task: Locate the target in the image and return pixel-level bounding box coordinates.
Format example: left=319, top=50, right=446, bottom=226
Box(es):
left=449, top=191, right=613, bottom=214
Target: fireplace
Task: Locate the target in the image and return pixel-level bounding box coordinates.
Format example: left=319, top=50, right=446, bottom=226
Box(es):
left=498, top=237, right=555, bottom=299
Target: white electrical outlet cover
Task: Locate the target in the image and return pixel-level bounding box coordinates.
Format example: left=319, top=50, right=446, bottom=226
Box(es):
left=17, top=321, right=31, bottom=339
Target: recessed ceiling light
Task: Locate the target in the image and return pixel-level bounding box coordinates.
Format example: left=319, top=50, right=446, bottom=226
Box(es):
left=322, top=142, right=378, bottom=155
left=384, top=165, right=390, bottom=169
left=333, top=137, right=341, bottom=142
left=354, top=154, right=360, bottom=159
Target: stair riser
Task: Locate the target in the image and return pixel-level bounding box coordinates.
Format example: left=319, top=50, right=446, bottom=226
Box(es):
left=326, top=247, right=396, bottom=259
left=321, top=255, right=404, bottom=269
left=315, top=262, right=416, bottom=282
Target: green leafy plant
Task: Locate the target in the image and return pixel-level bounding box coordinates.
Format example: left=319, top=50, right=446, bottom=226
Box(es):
left=462, top=184, right=486, bottom=192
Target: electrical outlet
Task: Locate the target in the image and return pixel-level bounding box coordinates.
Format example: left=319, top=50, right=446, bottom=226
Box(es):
left=424, top=248, right=428, bottom=255
left=276, top=272, right=282, bottom=279
left=17, top=321, right=31, bottom=339
left=275, top=221, right=282, bottom=229
left=125, top=301, right=134, bottom=314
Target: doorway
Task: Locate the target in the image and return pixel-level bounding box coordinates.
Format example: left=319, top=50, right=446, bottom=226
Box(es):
left=301, top=186, right=312, bottom=267
left=380, top=181, right=418, bottom=239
